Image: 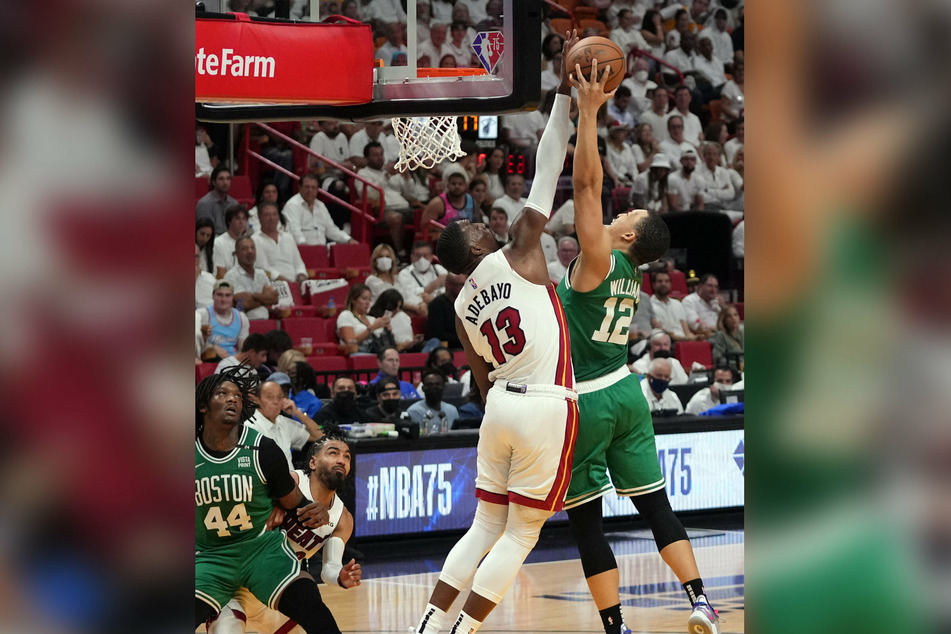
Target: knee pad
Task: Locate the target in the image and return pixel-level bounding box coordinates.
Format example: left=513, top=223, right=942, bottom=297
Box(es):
left=566, top=501, right=617, bottom=579
left=631, top=489, right=687, bottom=551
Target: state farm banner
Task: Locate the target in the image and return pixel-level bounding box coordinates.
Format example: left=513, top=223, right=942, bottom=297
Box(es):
left=196, top=14, right=373, bottom=105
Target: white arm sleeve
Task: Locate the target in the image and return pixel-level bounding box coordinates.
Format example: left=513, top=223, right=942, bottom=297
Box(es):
left=320, top=536, right=346, bottom=586
left=523, top=93, right=573, bottom=220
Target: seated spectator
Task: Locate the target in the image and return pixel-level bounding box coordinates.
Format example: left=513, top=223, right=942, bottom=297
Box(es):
left=420, top=168, right=475, bottom=241
left=224, top=237, right=278, bottom=320
left=336, top=283, right=394, bottom=355
left=650, top=271, right=698, bottom=341
left=665, top=84, right=704, bottom=147
left=215, top=332, right=269, bottom=375
left=640, top=358, right=684, bottom=414
left=630, top=330, right=690, bottom=384
left=247, top=179, right=281, bottom=235
left=416, top=346, right=459, bottom=392
left=364, top=376, right=405, bottom=423
left=418, top=22, right=451, bottom=66
left=620, top=57, right=657, bottom=119
left=196, top=243, right=216, bottom=308
left=446, top=22, right=474, bottom=67
left=548, top=236, right=579, bottom=285
left=282, top=172, right=357, bottom=246
left=606, top=120, right=638, bottom=186
left=457, top=382, right=485, bottom=423
left=197, top=280, right=249, bottom=360
left=369, top=347, right=420, bottom=399
left=638, top=87, right=670, bottom=144
left=264, top=329, right=294, bottom=372
left=707, top=8, right=735, bottom=68
left=630, top=154, right=673, bottom=214
left=251, top=201, right=307, bottom=283
left=720, top=63, right=744, bottom=122
left=468, top=177, right=492, bottom=222
left=732, top=219, right=744, bottom=259
left=214, top=205, right=261, bottom=278
left=196, top=164, right=237, bottom=235
left=357, top=141, right=412, bottom=254
left=725, top=147, right=745, bottom=212
left=196, top=218, right=216, bottom=277
left=369, top=290, right=428, bottom=353
left=248, top=379, right=324, bottom=470
left=697, top=142, right=736, bottom=211
left=349, top=120, right=400, bottom=170
left=659, top=115, right=693, bottom=165
left=540, top=49, right=562, bottom=94
left=425, top=273, right=465, bottom=349
left=693, top=32, right=727, bottom=103
left=709, top=303, right=744, bottom=371
left=276, top=347, right=306, bottom=376
left=685, top=365, right=736, bottom=415
left=667, top=147, right=705, bottom=212
left=397, top=241, right=447, bottom=317
left=406, top=369, right=460, bottom=430
left=500, top=109, right=546, bottom=157
left=491, top=172, right=528, bottom=223
left=477, top=147, right=506, bottom=201
left=546, top=199, right=575, bottom=239
left=703, top=121, right=730, bottom=165
left=488, top=206, right=509, bottom=243
left=374, top=21, right=407, bottom=67
left=195, top=125, right=216, bottom=178
left=724, top=117, right=744, bottom=165
left=477, top=0, right=502, bottom=29
left=607, top=85, right=637, bottom=130
left=314, top=375, right=371, bottom=429
left=289, top=361, right=325, bottom=418
left=366, top=243, right=401, bottom=302
left=682, top=273, right=723, bottom=337
left=610, top=8, right=649, bottom=58
left=631, top=122, right=661, bottom=174
left=388, top=168, right=433, bottom=219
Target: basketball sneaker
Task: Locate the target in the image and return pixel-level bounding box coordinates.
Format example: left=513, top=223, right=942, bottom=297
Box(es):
left=620, top=623, right=632, bottom=634
left=687, top=599, right=720, bottom=634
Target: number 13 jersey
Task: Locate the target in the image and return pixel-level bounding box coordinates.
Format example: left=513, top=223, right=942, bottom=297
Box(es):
left=557, top=251, right=642, bottom=382
left=455, top=250, right=574, bottom=389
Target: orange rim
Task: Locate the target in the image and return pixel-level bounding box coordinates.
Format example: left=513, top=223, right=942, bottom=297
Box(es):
left=416, top=67, right=489, bottom=78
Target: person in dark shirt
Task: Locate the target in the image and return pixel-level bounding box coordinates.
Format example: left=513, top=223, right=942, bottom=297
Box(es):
left=425, top=272, right=466, bottom=349
left=314, top=375, right=371, bottom=430
left=364, top=376, right=404, bottom=423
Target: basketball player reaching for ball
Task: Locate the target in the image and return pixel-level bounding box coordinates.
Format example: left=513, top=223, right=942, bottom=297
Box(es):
left=209, top=435, right=361, bottom=634
left=413, top=33, right=580, bottom=634
left=559, top=60, right=720, bottom=634
left=195, top=367, right=342, bottom=634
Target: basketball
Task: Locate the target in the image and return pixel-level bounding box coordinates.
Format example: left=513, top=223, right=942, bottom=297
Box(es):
left=565, top=36, right=626, bottom=92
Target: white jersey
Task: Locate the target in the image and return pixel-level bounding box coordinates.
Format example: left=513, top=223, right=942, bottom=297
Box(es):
left=280, top=469, right=345, bottom=560
left=455, top=250, right=574, bottom=389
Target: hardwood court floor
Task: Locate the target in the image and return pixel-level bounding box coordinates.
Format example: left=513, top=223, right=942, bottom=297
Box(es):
left=315, top=520, right=745, bottom=634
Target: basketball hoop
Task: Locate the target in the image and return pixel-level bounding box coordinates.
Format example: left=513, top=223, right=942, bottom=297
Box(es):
left=391, top=115, right=466, bottom=173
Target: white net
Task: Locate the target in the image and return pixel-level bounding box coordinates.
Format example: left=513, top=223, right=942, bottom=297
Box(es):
left=391, top=116, right=466, bottom=172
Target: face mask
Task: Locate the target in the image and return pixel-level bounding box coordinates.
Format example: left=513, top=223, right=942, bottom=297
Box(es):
left=413, top=257, right=432, bottom=273
left=438, top=361, right=456, bottom=377
left=333, top=391, right=356, bottom=411
left=376, top=256, right=393, bottom=272
left=652, top=349, right=671, bottom=359
left=713, top=381, right=732, bottom=391
left=634, top=70, right=649, bottom=83
left=380, top=398, right=400, bottom=414
left=648, top=377, right=670, bottom=394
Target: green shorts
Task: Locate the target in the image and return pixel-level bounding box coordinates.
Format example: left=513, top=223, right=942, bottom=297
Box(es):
left=565, top=373, right=665, bottom=509
left=196, top=530, right=301, bottom=612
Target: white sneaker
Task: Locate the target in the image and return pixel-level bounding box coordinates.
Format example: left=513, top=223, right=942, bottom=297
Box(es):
left=687, top=600, right=721, bottom=634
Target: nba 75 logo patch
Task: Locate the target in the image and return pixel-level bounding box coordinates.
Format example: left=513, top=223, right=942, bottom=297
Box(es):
left=472, top=31, right=504, bottom=74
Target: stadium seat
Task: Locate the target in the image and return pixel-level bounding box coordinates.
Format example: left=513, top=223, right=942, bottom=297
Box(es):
left=196, top=362, right=218, bottom=383
left=310, top=285, right=350, bottom=310
left=578, top=19, right=607, bottom=34
left=670, top=270, right=688, bottom=298
left=230, top=174, right=255, bottom=207
left=550, top=17, right=574, bottom=36
left=348, top=355, right=380, bottom=371
left=306, top=342, right=341, bottom=357
left=330, top=243, right=372, bottom=279
left=734, top=301, right=743, bottom=321
left=196, top=176, right=210, bottom=201
left=611, top=186, right=632, bottom=212
left=641, top=272, right=653, bottom=295
left=307, top=355, right=347, bottom=373
left=572, top=6, right=599, bottom=21
left=298, top=245, right=338, bottom=279
left=453, top=350, right=468, bottom=368
left=410, top=313, right=428, bottom=338
left=282, top=317, right=329, bottom=346
left=399, top=352, right=428, bottom=384
left=248, top=319, right=277, bottom=335
left=674, top=340, right=713, bottom=370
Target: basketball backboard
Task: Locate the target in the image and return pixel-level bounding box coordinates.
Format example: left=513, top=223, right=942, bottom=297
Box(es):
left=195, top=0, right=541, bottom=123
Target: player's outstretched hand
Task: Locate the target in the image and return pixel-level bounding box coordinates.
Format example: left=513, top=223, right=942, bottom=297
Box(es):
left=569, top=58, right=617, bottom=111
left=338, top=558, right=362, bottom=588
left=297, top=500, right=330, bottom=528
left=558, top=29, right=580, bottom=92
left=265, top=506, right=286, bottom=530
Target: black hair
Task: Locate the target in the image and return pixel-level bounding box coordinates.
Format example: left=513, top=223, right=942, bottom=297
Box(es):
left=196, top=218, right=216, bottom=274
left=412, top=239, right=433, bottom=253
left=435, top=221, right=477, bottom=275
left=628, top=213, right=670, bottom=266
left=210, top=164, right=231, bottom=183
left=265, top=330, right=293, bottom=355
left=674, top=84, right=691, bottom=96
left=240, top=332, right=268, bottom=352
left=376, top=376, right=401, bottom=394
left=713, top=365, right=737, bottom=383
left=363, top=140, right=383, bottom=159
left=195, top=364, right=259, bottom=437
left=332, top=374, right=356, bottom=391
left=674, top=8, right=688, bottom=22
left=426, top=346, right=453, bottom=373
left=225, top=204, right=248, bottom=227
left=421, top=368, right=446, bottom=385
left=698, top=273, right=718, bottom=285
left=614, top=85, right=632, bottom=98
left=375, top=345, right=400, bottom=361
left=293, top=361, right=318, bottom=393
left=304, top=430, right=351, bottom=474
left=368, top=289, right=404, bottom=318
left=301, top=171, right=320, bottom=186
left=541, top=32, right=564, bottom=61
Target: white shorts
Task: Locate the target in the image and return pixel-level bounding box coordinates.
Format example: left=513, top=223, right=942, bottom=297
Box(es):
left=475, top=383, right=579, bottom=512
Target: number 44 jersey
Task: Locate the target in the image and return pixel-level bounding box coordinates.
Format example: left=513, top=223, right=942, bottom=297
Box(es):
left=557, top=250, right=641, bottom=382
left=456, top=250, right=574, bottom=389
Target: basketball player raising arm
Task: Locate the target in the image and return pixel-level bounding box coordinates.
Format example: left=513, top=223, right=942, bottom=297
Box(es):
left=558, top=62, right=721, bottom=634
left=412, top=33, right=581, bottom=634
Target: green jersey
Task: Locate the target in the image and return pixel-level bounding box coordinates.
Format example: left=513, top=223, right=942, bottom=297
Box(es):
left=195, top=425, right=276, bottom=551
left=557, top=250, right=642, bottom=382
